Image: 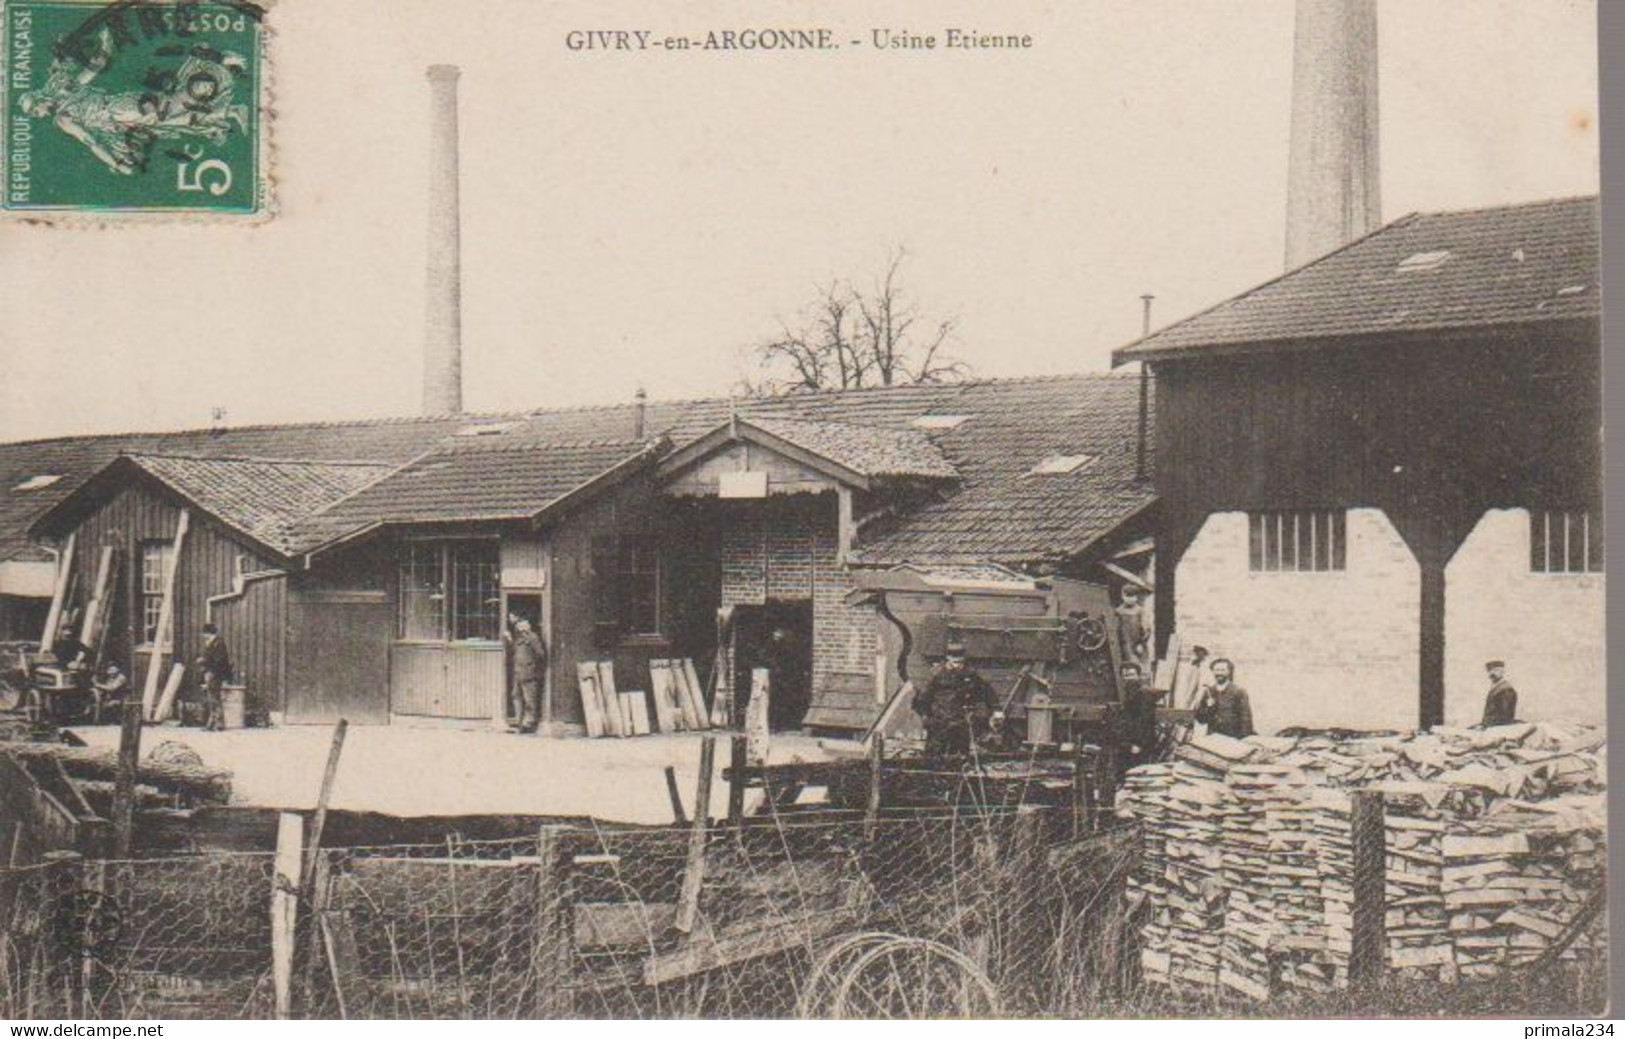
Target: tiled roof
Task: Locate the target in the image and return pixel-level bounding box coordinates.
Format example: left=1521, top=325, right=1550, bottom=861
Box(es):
left=1115, top=195, right=1600, bottom=362
left=0, top=413, right=501, bottom=563
left=0, top=373, right=1152, bottom=571
left=288, top=438, right=664, bottom=554
left=851, top=374, right=1156, bottom=567
left=116, top=454, right=393, bottom=554
left=742, top=416, right=957, bottom=480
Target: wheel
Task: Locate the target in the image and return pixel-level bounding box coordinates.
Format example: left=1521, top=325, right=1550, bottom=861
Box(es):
left=828, top=936, right=999, bottom=1019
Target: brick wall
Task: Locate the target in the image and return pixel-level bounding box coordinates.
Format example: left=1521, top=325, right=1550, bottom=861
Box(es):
left=1444, top=509, right=1605, bottom=726
left=1174, top=508, right=1420, bottom=733
left=718, top=494, right=876, bottom=693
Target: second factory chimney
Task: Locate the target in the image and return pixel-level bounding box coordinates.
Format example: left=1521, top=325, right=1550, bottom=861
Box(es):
left=1284, top=0, right=1381, bottom=270
left=423, top=64, right=463, bottom=416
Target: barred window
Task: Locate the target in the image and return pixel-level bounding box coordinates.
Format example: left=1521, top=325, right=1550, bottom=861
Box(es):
left=1249, top=510, right=1345, bottom=572
left=138, top=541, right=174, bottom=645
left=398, top=540, right=502, bottom=642
left=1530, top=509, right=1603, bottom=574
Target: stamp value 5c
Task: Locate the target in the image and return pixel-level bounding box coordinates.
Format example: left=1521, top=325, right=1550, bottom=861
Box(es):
left=2, top=0, right=268, bottom=219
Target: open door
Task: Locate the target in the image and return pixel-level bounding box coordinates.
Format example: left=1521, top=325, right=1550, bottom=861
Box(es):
left=732, top=600, right=814, bottom=732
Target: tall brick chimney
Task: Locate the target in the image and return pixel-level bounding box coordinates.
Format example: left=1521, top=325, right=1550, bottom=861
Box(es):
left=423, top=64, right=463, bottom=415
left=1284, top=0, right=1381, bottom=270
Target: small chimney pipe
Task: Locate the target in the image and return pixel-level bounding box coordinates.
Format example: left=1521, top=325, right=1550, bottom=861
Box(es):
left=423, top=64, right=464, bottom=416
left=1136, top=294, right=1153, bottom=482
left=633, top=387, right=647, bottom=440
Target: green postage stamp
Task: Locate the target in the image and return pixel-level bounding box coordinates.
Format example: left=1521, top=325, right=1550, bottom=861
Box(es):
left=1, top=0, right=269, bottom=219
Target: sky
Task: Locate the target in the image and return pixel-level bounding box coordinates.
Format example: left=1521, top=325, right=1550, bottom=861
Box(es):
left=0, top=0, right=1600, bottom=442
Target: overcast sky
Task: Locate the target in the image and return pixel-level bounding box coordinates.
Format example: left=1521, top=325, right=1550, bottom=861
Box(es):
left=0, top=0, right=1599, bottom=442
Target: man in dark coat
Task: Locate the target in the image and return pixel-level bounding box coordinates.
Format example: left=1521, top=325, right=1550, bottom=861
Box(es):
left=1481, top=660, right=1519, bottom=727
left=195, top=622, right=233, bottom=731
left=1117, top=662, right=1163, bottom=769
left=914, top=640, right=1001, bottom=758
left=1194, top=657, right=1254, bottom=739
left=509, top=618, right=547, bottom=733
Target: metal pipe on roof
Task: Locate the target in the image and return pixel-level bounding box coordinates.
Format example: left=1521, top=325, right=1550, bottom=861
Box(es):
left=1136, top=294, right=1154, bottom=482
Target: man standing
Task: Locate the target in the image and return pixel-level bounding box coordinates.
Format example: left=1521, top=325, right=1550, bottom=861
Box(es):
left=195, top=622, right=233, bottom=732
left=914, top=640, right=1001, bottom=758
left=1194, top=657, right=1254, bottom=739
left=1114, top=585, right=1151, bottom=671
left=1481, top=660, right=1519, bottom=727
left=509, top=618, right=547, bottom=734
left=1117, top=661, right=1164, bottom=769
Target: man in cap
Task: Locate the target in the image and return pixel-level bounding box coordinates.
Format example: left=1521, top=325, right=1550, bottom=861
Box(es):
left=508, top=617, right=548, bottom=734
left=913, top=639, right=1001, bottom=758
left=195, top=622, right=233, bottom=731
left=1114, top=584, right=1151, bottom=671
left=1194, top=657, right=1254, bottom=739
left=1481, top=660, right=1519, bottom=728
left=1117, top=661, right=1165, bottom=769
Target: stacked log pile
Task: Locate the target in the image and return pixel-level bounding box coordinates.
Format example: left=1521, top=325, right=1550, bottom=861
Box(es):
left=1121, top=723, right=1605, bottom=998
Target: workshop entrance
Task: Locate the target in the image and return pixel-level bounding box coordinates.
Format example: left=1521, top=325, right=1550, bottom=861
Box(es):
left=732, top=600, right=813, bottom=732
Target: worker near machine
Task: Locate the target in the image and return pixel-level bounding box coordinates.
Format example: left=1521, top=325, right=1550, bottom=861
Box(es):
left=1481, top=660, right=1519, bottom=727
left=1181, top=644, right=1215, bottom=708
left=508, top=617, right=547, bottom=734
left=1114, top=584, right=1151, bottom=670
left=195, top=622, right=233, bottom=732
left=1194, top=657, right=1254, bottom=739
left=1118, top=661, right=1162, bottom=768
left=91, top=662, right=130, bottom=723
left=914, top=640, right=1001, bottom=758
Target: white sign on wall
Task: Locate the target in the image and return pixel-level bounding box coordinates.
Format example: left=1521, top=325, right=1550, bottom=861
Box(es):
left=719, top=471, right=769, bottom=499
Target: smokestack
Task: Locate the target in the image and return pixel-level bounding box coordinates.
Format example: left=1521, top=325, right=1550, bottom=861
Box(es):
left=423, top=64, right=463, bottom=416
left=1284, top=0, right=1380, bottom=270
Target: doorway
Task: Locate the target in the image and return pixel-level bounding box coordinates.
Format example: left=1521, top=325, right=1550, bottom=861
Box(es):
left=732, top=600, right=814, bottom=732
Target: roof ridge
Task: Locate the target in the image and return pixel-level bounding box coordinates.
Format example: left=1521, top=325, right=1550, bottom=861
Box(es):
left=1112, top=212, right=1425, bottom=363
left=121, top=451, right=394, bottom=468
left=431, top=435, right=663, bottom=455
left=1409, top=193, right=1599, bottom=219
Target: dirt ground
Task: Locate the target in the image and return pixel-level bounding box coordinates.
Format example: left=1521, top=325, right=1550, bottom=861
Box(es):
left=72, top=723, right=840, bottom=825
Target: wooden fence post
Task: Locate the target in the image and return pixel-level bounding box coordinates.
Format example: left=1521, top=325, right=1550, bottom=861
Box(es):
left=110, top=699, right=143, bottom=859
left=1349, top=790, right=1387, bottom=988
left=673, top=736, right=716, bottom=935
left=864, top=735, right=885, bottom=844
left=533, top=825, right=573, bottom=1018
left=1007, top=805, right=1047, bottom=987
left=727, top=734, right=748, bottom=828
left=663, top=765, right=688, bottom=826
left=271, top=811, right=305, bottom=1020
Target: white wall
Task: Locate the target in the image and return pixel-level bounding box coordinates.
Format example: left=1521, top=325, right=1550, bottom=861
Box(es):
left=1444, top=509, right=1605, bottom=726
left=1175, top=508, right=1420, bottom=734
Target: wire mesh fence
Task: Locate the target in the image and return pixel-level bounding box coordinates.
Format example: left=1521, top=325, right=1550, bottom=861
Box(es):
left=0, top=798, right=1139, bottom=1020
left=0, top=786, right=1602, bottom=1019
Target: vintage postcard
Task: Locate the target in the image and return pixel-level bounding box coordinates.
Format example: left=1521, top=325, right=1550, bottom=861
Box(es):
left=0, top=0, right=1606, bottom=1025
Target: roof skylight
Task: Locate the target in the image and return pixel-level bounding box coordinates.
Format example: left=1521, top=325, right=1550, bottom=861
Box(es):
left=1028, top=454, right=1094, bottom=476
left=13, top=474, right=61, bottom=491
left=911, top=415, right=970, bottom=430
left=1396, top=250, right=1452, bottom=273
left=455, top=421, right=522, bottom=437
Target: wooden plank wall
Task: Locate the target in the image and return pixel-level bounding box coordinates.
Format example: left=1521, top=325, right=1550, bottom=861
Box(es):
left=65, top=480, right=288, bottom=714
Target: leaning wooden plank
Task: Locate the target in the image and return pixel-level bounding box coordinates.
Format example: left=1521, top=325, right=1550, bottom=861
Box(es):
left=39, top=532, right=76, bottom=653
left=745, top=668, right=771, bottom=764
left=680, top=658, right=710, bottom=730
left=142, top=511, right=190, bottom=720
left=648, top=664, right=680, bottom=733
left=673, top=735, right=716, bottom=935
left=576, top=663, right=607, bottom=738
left=598, top=661, right=627, bottom=737
left=79, top=547, right=116, bottom=653
left=665, top=660, right=701, bottom=731
left=644, top=907, right=862, bottom=985
left=626, top=691, right=652, bottom=736
left=271, top=812, right=303, bottom=1019
left=152, top=663, right=186, bottom=723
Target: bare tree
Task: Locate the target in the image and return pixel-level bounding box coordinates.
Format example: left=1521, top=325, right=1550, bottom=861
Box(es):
left=745, top=248, right=970, bottom=395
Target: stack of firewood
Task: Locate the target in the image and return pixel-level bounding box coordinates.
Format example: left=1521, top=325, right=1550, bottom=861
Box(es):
left=1119, top=723, right=1605, bottom=998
